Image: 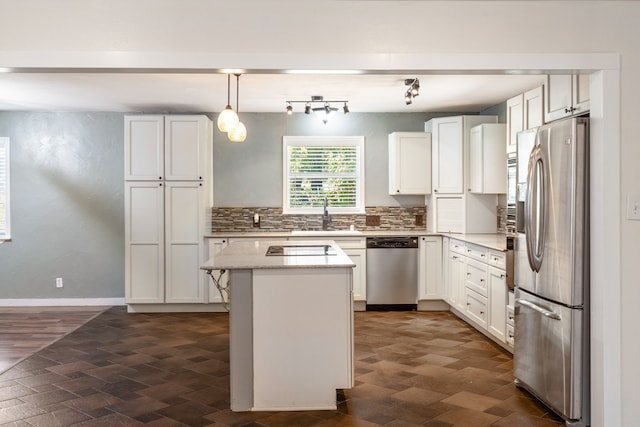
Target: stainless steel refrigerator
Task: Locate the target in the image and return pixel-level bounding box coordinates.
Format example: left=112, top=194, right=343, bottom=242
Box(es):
left=514, top=117, right=590, bottom=427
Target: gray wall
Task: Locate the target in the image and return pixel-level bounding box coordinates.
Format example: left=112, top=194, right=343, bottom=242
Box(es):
left=213, top=112, right=459, bottom=208
left=0, top=110, right=472, bottom=300
left=0, top=112, right=124, bottom=298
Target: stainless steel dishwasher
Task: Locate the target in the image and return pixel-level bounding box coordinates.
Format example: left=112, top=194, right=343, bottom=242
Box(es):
left=366, top=236, right=419, bottom=311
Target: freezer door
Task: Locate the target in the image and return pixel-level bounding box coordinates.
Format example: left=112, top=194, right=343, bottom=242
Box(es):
left=524, top=118, right=588, bottom=306
left=514, top=288, right=585, bottom=421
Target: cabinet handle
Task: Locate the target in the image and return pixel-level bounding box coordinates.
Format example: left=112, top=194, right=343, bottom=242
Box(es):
left=564, top=107, right=576, bottom=113
left=480, top=311, right=484, bottom=315
left=452, top=255, right=458, bottom=259
left=397, top=189, right=400, bottom=193
left=199, top=176, right=202, bottom=180
left=501, top=274, right=506, bottom=279
left=480, top=253, right=485, bottom=258
left=199, top=183, right=203, bottom=187
left=480, top=278, right=484, bottom=282
left=159, top=183, right=162, bottom=187
left=159, top=176, right=162, bottom=180
left=434, top=189, right=438, bottom=193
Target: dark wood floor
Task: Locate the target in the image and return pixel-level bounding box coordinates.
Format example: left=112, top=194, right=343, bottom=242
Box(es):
left=0, top=307, right=564, bottom=426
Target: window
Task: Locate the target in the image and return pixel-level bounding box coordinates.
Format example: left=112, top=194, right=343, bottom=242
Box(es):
left=283, top=136, right=365, bottom=214
left=0, top=137, right=10, bottom=241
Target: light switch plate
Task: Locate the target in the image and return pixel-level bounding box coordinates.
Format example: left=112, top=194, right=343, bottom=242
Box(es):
left=627, top=192, right=640, bottom=220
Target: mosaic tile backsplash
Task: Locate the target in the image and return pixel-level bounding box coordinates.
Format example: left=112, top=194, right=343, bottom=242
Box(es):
left=211, top=206, right=427, bottom=232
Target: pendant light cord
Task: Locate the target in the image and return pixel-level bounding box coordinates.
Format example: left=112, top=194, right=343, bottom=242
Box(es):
left=226, top=74, right=231, bottom=106
left=235, top=73, right=241, bottom=113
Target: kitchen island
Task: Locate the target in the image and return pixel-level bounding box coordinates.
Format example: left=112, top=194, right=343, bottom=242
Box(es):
left=201, top=239, right=355, bottom=412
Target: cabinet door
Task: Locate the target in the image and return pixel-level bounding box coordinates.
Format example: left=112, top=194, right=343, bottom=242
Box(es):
left=449, top=252, right=466, bottom=311
left=125, top=116, right=164, bottom=180
left=435, top=196, right=464, bottom=233
left=545, top=75, right=573, bottom=123
left=432, top=117, right=463, bottom=194
left=207, top=238, right=229, bottom=303
left=388, top=132, right=431, bottom=195
left=572, top=74, right=590, bottom=116
left=125, top=181, right=165, bottom=303
left=344, top=248, right=366, bottom=302
left=165, top=115, right=210, bottom=181
left=165, top=181, right=205, bottom=303
left=418, top=236, right=442, bottom=300
left=506, top=94, right=523, bottom=154
left=488, top=266, right=507, bottom=342
left=523, top=86, right=544, bottom=130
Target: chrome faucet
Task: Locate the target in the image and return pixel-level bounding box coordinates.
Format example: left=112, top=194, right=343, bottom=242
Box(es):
left=322, top=197, right=331, bottom=230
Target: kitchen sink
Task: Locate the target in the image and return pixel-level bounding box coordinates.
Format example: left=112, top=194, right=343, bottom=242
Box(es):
left=290, top=230, right=362, bottom=236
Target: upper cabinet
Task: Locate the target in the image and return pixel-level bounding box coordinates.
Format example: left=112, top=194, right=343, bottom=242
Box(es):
left=505, top=86, right=543, bottom=154
left=469, top=124, right=506, bottom=194
left=125, top=115, right=211, bottom=181
left=544, top=75, right=590, bottom=123
left=388, top=132, right=431, bottom=195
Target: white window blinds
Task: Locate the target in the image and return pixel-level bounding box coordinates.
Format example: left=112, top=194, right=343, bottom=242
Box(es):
left=0, top=137, right=10, bottom=240
left=283, top=136, right=365, bottom=214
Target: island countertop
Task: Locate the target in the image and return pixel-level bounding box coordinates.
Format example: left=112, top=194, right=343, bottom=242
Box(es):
left=201, top=239, right=356, bottom=271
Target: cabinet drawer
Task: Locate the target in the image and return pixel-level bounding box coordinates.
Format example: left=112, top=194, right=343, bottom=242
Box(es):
left=465, top=243, right=488, bottom=263
left=487, top=249, right=506, bottom=269
left=464, top=288, right=488, bottom=329
left=450, top=240, right=466, bottom=255
left=506, top=305, right=515, bottom=326
left=506, top=324, right=515, bottom=347
left=465, top=258, right=488, bottom=297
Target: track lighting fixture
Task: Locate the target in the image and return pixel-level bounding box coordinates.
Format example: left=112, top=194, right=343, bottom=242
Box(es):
left=217, top=74, right=239, bottom=132
left=285, top=95, right=349, bottom=125
left=403, top=78, right=420, bottom=106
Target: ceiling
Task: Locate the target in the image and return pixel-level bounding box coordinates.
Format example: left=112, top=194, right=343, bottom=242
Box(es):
left=0, top=72, right=547, bottom=114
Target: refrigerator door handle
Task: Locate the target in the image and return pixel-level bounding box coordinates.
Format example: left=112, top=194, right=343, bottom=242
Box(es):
left=516, top=298, right=561, bottom=320
left=525, top=144, right=546, bottom=273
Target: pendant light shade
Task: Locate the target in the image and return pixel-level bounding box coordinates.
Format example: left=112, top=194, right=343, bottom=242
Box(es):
left=228, top=121, right=247, bottom=142
left=217, top=74, right=239, bottom=132
left=227, top=74, right=247, bottom=143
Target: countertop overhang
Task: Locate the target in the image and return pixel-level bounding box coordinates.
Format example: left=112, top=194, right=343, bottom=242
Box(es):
left=201, top=239, right=356, bottom=271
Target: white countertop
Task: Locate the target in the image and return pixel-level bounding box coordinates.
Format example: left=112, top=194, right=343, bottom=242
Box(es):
left=201, top=239, right=356, bottom=270
left=205, top=230, right=509, bottom=252
left=441, top=232, right=509, bottom=252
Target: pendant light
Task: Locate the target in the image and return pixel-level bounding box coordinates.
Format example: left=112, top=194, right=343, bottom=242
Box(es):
left=228, top=74, right=247, bottom=143
left=217, top=74, right=239, bottom=132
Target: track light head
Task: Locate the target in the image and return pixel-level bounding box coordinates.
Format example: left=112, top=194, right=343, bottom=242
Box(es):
left=304, top=103, right=311, bottom=114
left=286, top=103, right=293, bottom=115
left=343, top=102, right=350, bottom=115
left=404, top=78, right=420, bottom=104
left=405, top=90, right=413, bottom=105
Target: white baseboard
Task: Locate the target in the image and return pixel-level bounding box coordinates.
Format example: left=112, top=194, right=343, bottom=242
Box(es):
left=0, top=298, right=126, bottom=307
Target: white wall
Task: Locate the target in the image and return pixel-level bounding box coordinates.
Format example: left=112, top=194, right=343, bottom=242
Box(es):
left=1, top=1, right=638, bottom=425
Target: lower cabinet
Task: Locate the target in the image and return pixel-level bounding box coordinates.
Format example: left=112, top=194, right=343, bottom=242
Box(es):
left=443, top=238, right=510, bottom=350
left=418, top=236, right=443, bottom=300
left=125, top=181, right=208, bottom=305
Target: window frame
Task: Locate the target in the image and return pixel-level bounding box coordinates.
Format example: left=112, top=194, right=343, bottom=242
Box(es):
left=282, top=135, right=365, bottom=215
left=0, top=137, right=10, bottom=241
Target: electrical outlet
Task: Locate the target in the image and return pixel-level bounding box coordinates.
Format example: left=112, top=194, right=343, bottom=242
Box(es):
left=56, top=277, right=63, bottom=288
left=627, top=192, right=640, bottom=220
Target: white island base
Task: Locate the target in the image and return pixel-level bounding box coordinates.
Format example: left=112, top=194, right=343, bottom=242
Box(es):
left=206, top=240, right=355, bottom=412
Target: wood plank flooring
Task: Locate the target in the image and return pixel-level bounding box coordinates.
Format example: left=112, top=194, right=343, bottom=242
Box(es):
left=0, top=307, right=565, bottom=426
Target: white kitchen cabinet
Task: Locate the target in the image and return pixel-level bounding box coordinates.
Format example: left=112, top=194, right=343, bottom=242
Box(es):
left=426, top=115, right=499, bottom=234
left=506, top=86, right=544, bottom=154
left=418, top=236, right=442, bottom=300
left=505, top=94, right=523, bottom=154
left=164, top=181, right=207, bottom=303
left=207, top=238, right=229, bottom=303
left=469, top=124, right=506, bottom=194
left=388, top=132, right=431, bottom=195
left=523, top=86, right=544, bottom=130
left=447, top=240, right=467, bottom=312
left=125, top=114, right=213, bottom=309
left=125, top=115, right=164, bottom=181
left=464, top=288, right=488, bottom=330
left=545, top=74, right=590, bottom=123
left=125, top=181, right=165, bottom=303
left=488, top=265, right=507, bottom=343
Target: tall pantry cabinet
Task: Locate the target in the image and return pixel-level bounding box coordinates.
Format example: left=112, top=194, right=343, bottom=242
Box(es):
left=125, top=115, right=213, bottom=310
